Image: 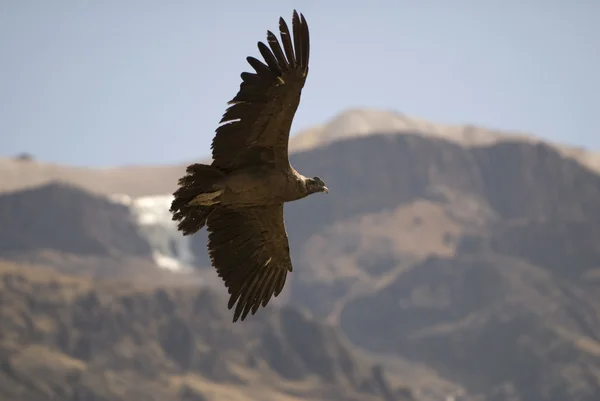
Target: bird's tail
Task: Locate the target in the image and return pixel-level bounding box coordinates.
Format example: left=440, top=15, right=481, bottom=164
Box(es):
left=170, top=163, right=225, bottom=236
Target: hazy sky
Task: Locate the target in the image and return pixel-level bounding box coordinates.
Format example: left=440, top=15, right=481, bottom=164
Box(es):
left=1, top=0, right=598, bottom=167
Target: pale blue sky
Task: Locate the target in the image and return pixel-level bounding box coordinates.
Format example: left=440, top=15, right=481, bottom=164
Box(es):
left=1, top=0, right=598, bottom=167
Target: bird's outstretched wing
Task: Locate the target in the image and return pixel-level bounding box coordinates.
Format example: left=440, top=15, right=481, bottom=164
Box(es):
left=211, top=10, right=310, bottom=171
left=206, top=204, right=292, bottom=322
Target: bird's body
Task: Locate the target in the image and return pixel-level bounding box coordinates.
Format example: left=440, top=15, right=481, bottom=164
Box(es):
left=202, top=165, right=309, bottom=206
left=170, top=10, right=328, bottom=322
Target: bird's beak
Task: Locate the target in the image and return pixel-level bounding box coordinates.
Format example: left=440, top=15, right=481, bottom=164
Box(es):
left=322, top=186, right=329, bottom=194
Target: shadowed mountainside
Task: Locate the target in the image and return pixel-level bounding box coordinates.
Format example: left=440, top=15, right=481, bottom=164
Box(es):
left=0, top=182, right=171, bottom=281
left=0, top=182, right=151, bottom=258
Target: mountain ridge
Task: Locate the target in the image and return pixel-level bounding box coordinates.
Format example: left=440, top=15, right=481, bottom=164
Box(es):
left=2, top=108, right=599, bottom=197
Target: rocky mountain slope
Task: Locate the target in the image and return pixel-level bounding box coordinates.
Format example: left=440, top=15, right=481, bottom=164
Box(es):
left=1, top=108, right=600, bottom=400
left=340, top=252, right=600, bottom=401
left=0, top=261, right=429, bottom=401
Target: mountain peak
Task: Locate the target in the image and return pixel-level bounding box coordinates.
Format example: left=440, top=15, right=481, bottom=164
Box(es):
left=289, top=108, right=526, bottom=152
left=289, top=108, right=600, bottom=174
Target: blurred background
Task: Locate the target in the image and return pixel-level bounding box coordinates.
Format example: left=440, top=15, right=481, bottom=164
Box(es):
left=1, top=1, right=599, bottom=401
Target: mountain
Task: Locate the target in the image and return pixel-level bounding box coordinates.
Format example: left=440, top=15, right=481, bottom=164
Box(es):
left=187, top=126, right=600, bottom=400
left=188, top=131, right=600, bottom=311
left=0, top=158, right=187, bottom=198
left=2, top=108, right=600, bottom=400
left=0, top=182, right=150, bottom=259
left=339, top=252, right=600, bottom=401
left=0, top=261, right=428, bottom=401
left=0, top=182, right=216, bottom=291
left=283, top=134, right=600, bottom=400
left=289, top=108, right=600, bottom=174
left=2, top=108, right=600, bottom=197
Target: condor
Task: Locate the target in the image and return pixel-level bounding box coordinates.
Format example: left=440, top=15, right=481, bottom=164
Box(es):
left=170, top=11, right=327, bottom=322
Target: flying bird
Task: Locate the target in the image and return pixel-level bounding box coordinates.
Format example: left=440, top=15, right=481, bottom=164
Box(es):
left=170, top=10, right=327, bottom=322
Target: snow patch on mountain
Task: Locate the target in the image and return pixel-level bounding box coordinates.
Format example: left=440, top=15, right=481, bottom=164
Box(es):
left=110, top=194, right=194, bottom=272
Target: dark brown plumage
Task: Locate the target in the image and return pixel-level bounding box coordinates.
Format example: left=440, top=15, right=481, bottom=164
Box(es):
left=170, top=10, right=328, bottom=322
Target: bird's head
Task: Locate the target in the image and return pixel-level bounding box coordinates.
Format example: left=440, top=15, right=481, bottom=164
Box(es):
left=306, top=176, right=329, bottom=195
